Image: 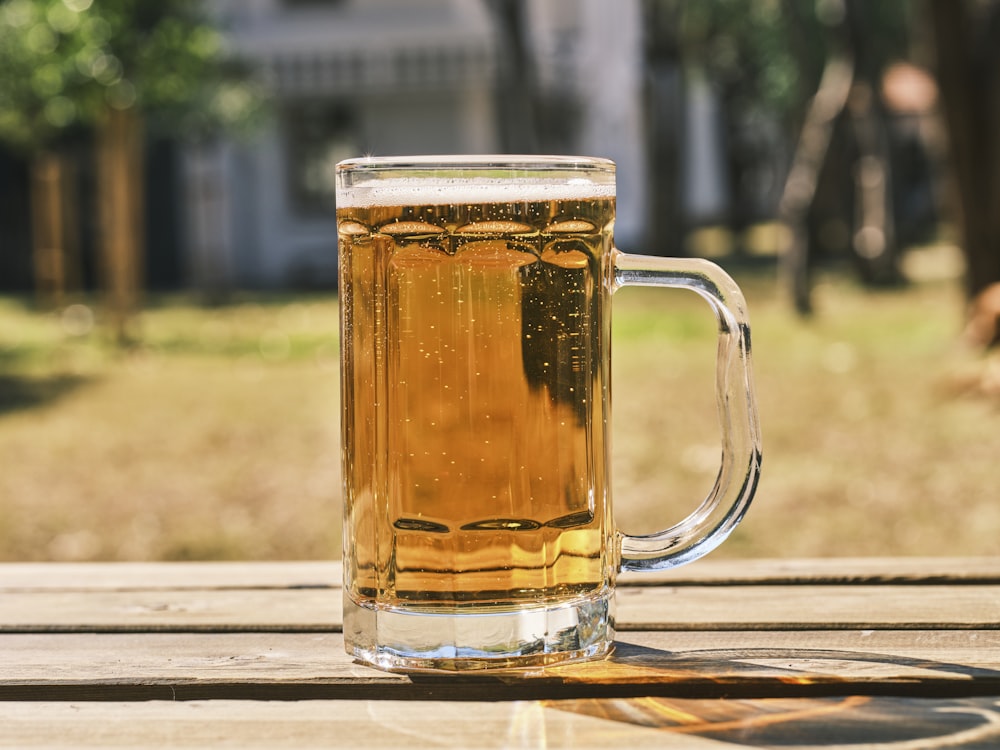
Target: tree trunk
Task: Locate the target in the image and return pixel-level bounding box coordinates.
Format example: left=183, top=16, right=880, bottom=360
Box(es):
left=779, top=55, right=855, bottom=314
left=846, top=82, right=901, bottom=287
left=97, top=107, right=145, bottom=345
left=30, top=151, right=81, bottom=308
left=644, top=1, right=684, bottom=258
left=929, top=0, right=1000, bottom=300
left=486, top=0, right=539, bottom=153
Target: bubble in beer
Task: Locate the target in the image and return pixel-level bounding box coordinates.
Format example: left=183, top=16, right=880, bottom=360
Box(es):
left=378, top=221, right=445, bottom=236
left=337, top=220, right=370, bottom=235
left=456, top=239, right=537, bottom=268
left=545, top=220, right=597, bottom=234
left=460, top=518, right=543, bottom=532
left=546, top=511, right=596, bottom=529
left=541, top=246, right=590, bottom=269
left=456, top=221, right=535, bottom=235
left=394, top=518, right=450, bottom=533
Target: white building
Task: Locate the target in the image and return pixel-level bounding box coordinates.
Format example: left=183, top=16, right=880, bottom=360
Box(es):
left=185, top=0, right=501, bottom=290
left=180, top=0, right=655, bottom=289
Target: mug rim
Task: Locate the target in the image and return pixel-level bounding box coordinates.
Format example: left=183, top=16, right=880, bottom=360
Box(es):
left=336, top=154, right=615, bottom=175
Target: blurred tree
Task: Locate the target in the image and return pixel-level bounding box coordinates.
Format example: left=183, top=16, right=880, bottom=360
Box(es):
left=645, top=0, right=917, bottom=313
left=929, top=0, right=1000, bottom=310
left=643, top=0, right=684, bottom=256
left=486, top=0, right=540, bottom=153
left=0, top=0, right=262, bottom=341
left=671, top=0, right=831, bottom=290
left=777, top=0, right=916, bottom=313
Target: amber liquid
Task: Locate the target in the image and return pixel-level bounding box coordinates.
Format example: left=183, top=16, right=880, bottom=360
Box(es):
left=338, top=194, right=614, bottom=610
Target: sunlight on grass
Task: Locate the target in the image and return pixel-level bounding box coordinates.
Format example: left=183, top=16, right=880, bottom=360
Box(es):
left=1, top=272, right=998, bottom=562
left=0, top=295, right=341, bottom=561
left=612, top=270, right=998, bottom=559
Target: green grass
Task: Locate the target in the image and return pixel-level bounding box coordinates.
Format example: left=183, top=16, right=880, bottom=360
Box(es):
left=611, top=264, right=999, bottom=559
left=1, top=261, right=998, bottom=562
left=0, top=295, right=341, bottom=561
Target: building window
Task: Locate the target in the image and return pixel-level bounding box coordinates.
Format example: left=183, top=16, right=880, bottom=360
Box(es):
left=285, top=101, right=357, bottom=216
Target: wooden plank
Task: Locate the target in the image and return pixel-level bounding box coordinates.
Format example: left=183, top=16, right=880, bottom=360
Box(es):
left=0, top=589, right=340, bottom=631
left=5, top=558, right=1000, bottom=592
left=2, top=630, right=999, bottom=701
left=619, top=556, right=1000, bottom=586
left=4, top=696, right=1000, bottom=749
left=0, top=562, right=339, bottom=592
left=614, top=584, right=1000, bottom=630
left=4, top=585, right=999, bottom=632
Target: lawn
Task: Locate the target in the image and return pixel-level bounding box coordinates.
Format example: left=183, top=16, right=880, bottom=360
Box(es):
left=1, top=251, right=998, bottom=561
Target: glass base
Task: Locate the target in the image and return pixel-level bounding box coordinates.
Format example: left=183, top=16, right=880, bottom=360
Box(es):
left=344, top=590, right=615, bottom=672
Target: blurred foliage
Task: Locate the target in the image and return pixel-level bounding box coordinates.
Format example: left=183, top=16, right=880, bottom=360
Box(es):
left=648, top=0, right=917, bottom=122
left=676, top=0, right=817, bottom=116
left=0, top=0, right=266, bottom=153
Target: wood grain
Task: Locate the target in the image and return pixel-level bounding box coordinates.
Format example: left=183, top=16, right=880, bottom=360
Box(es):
left=4, top=696, right=1000, bottom=749
left=5, top=558, right=1000, bottom=591
left=3, top=584, right=998, bottom=632
left=1, top=630, right=998, bottom=701
left=4, top=559, right=1000, bottom=746
left=0, top=562, right=339, bottom=592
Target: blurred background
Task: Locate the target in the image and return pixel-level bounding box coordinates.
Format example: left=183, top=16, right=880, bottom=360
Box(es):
left=0, top=0, right=998, bottom=562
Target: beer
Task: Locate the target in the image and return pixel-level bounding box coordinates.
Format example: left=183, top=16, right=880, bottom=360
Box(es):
left=337, top=184, right=616, bottom=612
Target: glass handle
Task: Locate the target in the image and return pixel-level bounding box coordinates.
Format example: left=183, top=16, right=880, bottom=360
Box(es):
left=612, top=250, right=762, bottom=571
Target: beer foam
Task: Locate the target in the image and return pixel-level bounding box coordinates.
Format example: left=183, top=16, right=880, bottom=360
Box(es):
left=336, top=178, right=615, bottom=208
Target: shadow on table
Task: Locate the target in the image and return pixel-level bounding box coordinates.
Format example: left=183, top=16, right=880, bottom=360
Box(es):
left=541, top=641, right=1000, bottom=747
left=546, top=694, right=1000, bottom=748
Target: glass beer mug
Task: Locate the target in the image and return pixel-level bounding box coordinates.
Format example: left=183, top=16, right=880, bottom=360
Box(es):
left=335, top=155, right=761, bottom=672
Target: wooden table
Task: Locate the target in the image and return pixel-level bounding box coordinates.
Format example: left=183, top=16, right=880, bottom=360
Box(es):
left=3, top=558, right=1000, bottom=748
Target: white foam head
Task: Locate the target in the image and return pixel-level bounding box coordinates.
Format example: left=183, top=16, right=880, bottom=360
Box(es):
left=335, top=156, right=616, bottom=208
left=336, top=179, right=615, bottom=208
